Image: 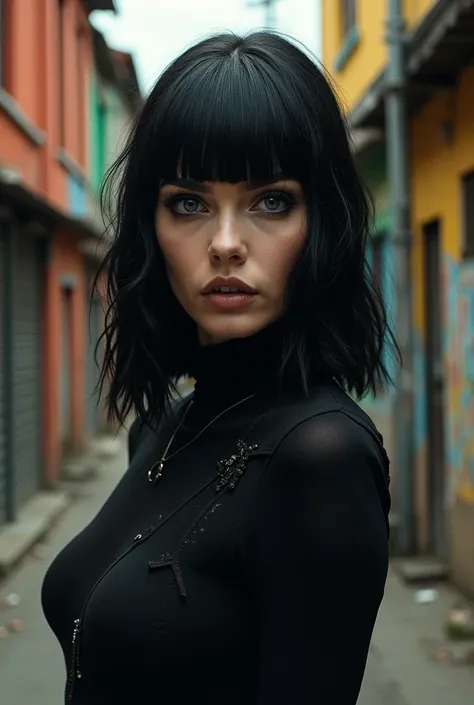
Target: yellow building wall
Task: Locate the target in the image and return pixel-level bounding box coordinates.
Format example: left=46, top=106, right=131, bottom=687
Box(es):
left=411, top=66, right=474, bottom=544
left=412, top=67, right=474, bottom=326
left=322, top=0, right=439, bottom=112
left=404, top=0, right=437, bottom=28
left=322, top=0, right=386, bottom=111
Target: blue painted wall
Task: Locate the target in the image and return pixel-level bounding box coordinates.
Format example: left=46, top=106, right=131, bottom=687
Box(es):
left=68, top=174, right=87, bottom=218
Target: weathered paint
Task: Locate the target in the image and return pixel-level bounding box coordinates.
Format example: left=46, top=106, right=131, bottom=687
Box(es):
left=453, top=259, right=474, bottom=501
left=411, top=65, right=474, bottom=508
left=1, top=0, right=92, bottom=210
left=1, top=0, right=104, bottom=492
left=322, top=0, right=474, bottom=584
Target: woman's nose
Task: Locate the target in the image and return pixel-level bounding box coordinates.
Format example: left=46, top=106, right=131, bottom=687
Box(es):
left=207, top=215, right=248, bottom=264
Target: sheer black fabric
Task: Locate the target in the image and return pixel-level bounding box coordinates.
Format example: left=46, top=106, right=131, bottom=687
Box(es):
left=42, top=326, right=390, bottom=704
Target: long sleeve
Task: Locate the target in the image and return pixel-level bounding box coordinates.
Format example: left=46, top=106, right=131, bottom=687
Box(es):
left=245, top=410, right=390, bottom=705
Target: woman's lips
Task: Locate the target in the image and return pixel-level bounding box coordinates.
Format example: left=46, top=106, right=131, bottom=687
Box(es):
left=203, top=291, right=257, bottom=310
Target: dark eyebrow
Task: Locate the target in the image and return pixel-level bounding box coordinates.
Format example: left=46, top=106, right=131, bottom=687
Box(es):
left=161, top=178, right=209, bottom=193
left=161, top=172, right=290, bottom=193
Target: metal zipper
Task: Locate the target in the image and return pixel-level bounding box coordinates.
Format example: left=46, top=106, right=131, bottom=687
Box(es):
left=67, top=528, right=154, bottom=701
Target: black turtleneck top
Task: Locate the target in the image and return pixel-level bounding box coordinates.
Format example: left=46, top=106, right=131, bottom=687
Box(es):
left=42, top=326, right=391, bottom=705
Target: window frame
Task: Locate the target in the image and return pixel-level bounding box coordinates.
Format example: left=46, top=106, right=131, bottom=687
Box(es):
left=334, top=0, right=360, bottom=72
left=340, top=0, right=357, bottom=39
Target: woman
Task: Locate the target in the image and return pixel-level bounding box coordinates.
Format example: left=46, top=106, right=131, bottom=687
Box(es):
left=42, top=31, right=397, bottom=704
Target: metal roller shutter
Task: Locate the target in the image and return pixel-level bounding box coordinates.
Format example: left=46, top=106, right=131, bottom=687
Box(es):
left=12, top=234, right=43, bottom=507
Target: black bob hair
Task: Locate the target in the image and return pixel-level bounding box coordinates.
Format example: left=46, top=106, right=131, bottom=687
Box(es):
left=95, top=31, right=400, bottom=427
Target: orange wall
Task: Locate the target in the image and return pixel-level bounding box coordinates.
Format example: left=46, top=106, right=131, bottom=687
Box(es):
left=43, top=228, right=87, bottom=485
left=6, top=0, right=43, bottom=125
left=0, top=112, right=43, bottom=189
left=0, top=0, right=92, bottom=210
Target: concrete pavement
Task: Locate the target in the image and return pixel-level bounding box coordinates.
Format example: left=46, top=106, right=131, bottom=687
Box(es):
left=0, top=433, right=129, bottom=705
left=0, top=432, right=473, bottom=705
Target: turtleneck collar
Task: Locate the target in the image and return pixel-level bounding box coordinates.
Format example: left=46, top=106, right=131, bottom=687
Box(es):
left=190, top=322, right=288, bottom=409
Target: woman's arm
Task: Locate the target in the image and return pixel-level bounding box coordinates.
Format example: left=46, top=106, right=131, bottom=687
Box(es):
left=246, top=410, right=390, bottom=704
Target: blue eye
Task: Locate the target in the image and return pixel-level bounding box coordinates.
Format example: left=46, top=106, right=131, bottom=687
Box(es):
left=254, top=192, right=295, bottom=215
left=170, top=196, right=206, bottom=214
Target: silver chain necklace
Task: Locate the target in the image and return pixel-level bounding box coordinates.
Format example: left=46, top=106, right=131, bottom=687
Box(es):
left=147, top=393, right=256, bottom=483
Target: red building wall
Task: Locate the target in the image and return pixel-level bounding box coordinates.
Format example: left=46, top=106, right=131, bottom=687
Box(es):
left=1, top=0, right=97, bottom=487
left=1, top=0, right=92, bottom=206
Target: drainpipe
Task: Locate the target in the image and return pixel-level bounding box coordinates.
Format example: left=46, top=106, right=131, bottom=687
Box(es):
left=385, top=0, right=415, bottom=554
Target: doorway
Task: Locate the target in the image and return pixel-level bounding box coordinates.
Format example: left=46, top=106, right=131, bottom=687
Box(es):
left=60, top=287, right=73, bottom=452
left=423, top=219, right=446, bottom=557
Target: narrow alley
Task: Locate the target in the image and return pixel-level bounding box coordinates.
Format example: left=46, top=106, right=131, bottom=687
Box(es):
left=0, top=436, right=473, bottom=704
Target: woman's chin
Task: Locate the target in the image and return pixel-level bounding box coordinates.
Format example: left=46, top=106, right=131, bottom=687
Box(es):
left=197, top=317, right=274, bottom=346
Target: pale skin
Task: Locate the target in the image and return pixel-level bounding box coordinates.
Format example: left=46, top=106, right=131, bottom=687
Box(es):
left=155, top=178, right=307, bottom=345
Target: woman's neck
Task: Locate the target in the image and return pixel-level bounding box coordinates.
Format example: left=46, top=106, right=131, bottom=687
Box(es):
left=190, top=323, right=286, bottom=409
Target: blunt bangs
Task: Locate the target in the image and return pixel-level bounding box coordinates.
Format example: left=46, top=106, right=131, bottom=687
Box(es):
left=141, top=37, right=316, bottom=188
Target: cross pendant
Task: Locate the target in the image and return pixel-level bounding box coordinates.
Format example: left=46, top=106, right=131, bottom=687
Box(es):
left=148, top=554, right=187, bottom=598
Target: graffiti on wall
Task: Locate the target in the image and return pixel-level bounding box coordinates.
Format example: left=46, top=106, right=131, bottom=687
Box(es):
left=443, top=255, right=474, bottom=504
left=458, top=259, right=474, bottom=502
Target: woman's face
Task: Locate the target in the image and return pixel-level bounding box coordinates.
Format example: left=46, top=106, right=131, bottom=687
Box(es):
left=155, top=178, right=307, bottom=345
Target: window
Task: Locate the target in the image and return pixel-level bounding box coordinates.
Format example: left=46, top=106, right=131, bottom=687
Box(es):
left=340, top=0, right=357, bottom=37
left=462, top=171, right=474, bottom=257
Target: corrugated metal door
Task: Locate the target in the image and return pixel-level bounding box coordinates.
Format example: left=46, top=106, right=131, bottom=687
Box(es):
left=12, top=234, right=43, bottom=507
left=0, top=231, right=7, bottom=524
left=85, top=291, right=102, bottom=440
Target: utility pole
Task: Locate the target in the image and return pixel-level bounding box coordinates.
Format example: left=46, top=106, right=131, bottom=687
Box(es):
left=246, top=0, right=282, bottom=28
left=385, top=0, right=414, bottom=555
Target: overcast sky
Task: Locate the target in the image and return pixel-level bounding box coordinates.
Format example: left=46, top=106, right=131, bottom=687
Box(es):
left=91, top=0, right=322, bottom=94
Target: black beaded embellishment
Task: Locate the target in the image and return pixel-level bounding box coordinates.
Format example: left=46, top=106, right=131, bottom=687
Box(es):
left=216, top=440, right=258, bottom=492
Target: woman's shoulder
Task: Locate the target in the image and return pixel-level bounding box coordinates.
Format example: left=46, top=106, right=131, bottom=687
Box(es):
left=265, top=383, right=391, bottom=497
left=275, top=400, right=385, bottom=470
left=265, top=382, right=386, bottom=458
